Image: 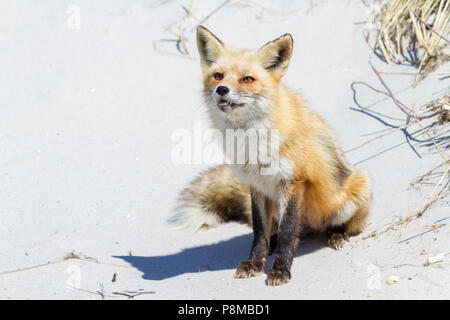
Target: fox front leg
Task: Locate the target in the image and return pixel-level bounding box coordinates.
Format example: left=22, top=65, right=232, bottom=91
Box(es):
left=266, top=185, right=304, bottom=286
left=234, top=189, right=271, bottom=279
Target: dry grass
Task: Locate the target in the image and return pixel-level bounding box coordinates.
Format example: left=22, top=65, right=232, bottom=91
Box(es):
left=370, top=0, right=450, bottom=85
left=424, top=94, right=450, bottom=125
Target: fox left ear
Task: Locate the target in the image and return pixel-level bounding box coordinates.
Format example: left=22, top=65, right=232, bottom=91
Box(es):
left=196, top=26, right=225, bottom=67
left=257, top=34, right=293, bottom=78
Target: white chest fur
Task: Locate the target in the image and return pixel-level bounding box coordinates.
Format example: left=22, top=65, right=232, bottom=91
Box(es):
left=231, top=154, right=293, bottom=202
left=209, top=103, right=294, bottom=202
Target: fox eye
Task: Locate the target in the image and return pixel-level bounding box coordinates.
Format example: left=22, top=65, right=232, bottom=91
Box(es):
left=214, top=72, right=223, bottom=80
left=241, top=76, right=255, bottom=84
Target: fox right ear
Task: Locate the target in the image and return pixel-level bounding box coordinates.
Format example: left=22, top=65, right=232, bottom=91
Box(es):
left=257, top=34, right=293, bottom=79
left=196, top=26, right=224, bottom=66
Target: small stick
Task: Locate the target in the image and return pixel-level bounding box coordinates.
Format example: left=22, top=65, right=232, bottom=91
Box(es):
left=98, top=283, right=105, bottom=300
left=378, top=72, right=450, bottom=76
left=0, top=251, right=129, bottom=276
left=68, top=285, right=117, bottom=299
left=406, top=164, right=450, bottom=224
left=369, top=60, right=411, bottom=117
left=411, top=160, right=449, bottom=186
left=413, top=12, right=450, bottom=45
left=112, top=291, right=156, bottom=299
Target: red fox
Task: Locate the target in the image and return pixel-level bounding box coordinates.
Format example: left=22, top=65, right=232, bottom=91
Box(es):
left=171, top=26, right=372, bottom=286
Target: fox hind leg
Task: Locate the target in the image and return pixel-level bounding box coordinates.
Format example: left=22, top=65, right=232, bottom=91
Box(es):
left=327, top=225, right=349, bottom=250
left=327, top=205, right=369, bottom=250
left=344, top=203, right=370, bottom=236
left=327, top=169, right=372, bottom=250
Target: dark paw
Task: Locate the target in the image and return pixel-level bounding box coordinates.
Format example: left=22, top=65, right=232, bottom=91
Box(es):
left=327, top=231, right=349, bottom=250
left=266, top=269, right=291, bottom=286
left=234, top=261, right=263, bottom=279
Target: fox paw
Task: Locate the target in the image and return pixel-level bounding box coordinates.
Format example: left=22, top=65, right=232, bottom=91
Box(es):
left=327, top=231, right=349, bottom=250
left=266, top=269, right=291, bottom=286
left=234, top=261, right=263, bottom=279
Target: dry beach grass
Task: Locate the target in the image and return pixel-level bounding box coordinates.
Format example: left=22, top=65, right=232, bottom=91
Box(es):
left=370, top=0, right=450, bottom=84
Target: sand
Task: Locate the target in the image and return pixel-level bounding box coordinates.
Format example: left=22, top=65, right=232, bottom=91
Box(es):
left=0, top=0, right=448, bottom=299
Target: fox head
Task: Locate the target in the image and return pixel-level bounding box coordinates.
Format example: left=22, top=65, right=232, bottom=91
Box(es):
left=196, top=26, right=293, bottom=126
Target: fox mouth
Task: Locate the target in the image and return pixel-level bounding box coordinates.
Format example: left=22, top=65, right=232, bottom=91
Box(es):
left=217, top=99, right=245, bottom=112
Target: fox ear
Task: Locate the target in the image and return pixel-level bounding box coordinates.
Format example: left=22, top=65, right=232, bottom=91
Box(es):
left=196, top=26, right=225, bottom=66
left=257, top=34, right=293, bottom=78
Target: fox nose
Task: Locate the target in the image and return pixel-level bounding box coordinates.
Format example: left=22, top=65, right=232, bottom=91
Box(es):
left=216, top=86, right=229, bottom=96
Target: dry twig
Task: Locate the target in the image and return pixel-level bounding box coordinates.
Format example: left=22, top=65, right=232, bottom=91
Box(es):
left=0, top=251, right=128, bottom=276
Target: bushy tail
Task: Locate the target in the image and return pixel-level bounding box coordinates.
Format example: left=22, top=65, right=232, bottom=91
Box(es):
left=170, top=165, right=252, bottom=231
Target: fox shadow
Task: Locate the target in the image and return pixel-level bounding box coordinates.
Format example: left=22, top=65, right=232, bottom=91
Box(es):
left=114, top=232, right=326, bottom=281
